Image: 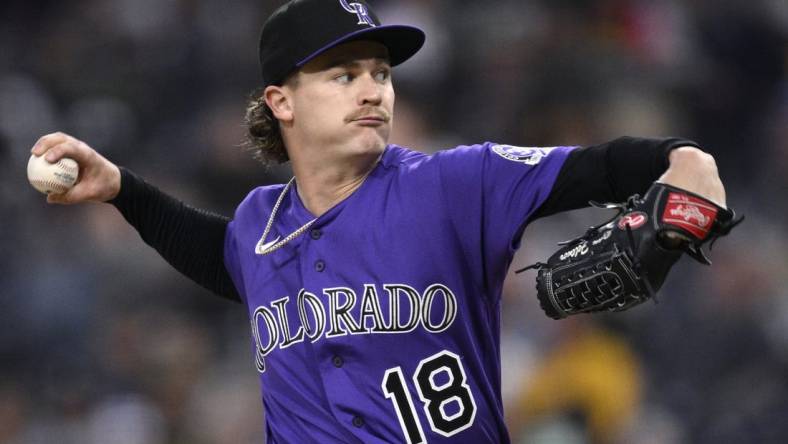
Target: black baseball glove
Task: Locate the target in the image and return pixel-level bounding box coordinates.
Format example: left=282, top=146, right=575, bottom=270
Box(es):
left=517, top=182, right=742, bottom=319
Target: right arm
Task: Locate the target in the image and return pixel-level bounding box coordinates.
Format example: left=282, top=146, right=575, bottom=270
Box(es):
left=31, top=132, right=241, bottom=302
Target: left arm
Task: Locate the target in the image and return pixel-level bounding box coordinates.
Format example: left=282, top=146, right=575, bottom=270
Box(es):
left=531, top=137, right=725, bottom=219
left=522, top=139, right=739, bottom=320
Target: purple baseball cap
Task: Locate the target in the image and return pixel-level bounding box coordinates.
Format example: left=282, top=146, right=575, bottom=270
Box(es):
left=258, top=0, right=426, bottom=87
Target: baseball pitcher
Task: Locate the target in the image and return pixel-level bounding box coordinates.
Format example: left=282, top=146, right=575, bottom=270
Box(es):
left=30, top=0, right=740, bottom=442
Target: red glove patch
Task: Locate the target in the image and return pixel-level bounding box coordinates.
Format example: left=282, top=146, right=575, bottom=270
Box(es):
left=661, top=192, right=718, bottom=240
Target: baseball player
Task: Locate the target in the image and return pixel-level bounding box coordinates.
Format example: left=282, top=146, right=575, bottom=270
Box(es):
left=31, top=0, right=738, bottom=442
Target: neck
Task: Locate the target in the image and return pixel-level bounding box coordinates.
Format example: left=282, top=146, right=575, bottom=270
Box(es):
left=291, top=149, right=383, bottom=217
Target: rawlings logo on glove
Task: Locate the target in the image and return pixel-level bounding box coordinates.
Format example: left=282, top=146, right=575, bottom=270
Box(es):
left=663, top=192, right=716, bottom=238
left=517, top=182, right=743, bottom=319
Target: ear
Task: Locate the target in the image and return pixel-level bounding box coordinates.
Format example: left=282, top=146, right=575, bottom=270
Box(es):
left=264, top=85, right=294, bottom=123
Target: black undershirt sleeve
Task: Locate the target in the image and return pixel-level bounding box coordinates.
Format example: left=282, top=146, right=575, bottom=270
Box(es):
left=108, top=167, right=241, bottom=302
left=532, top=136, right=700, bottom=219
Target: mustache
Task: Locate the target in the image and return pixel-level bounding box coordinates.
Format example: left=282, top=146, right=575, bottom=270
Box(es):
left=345, top=108, right=391, bottom=123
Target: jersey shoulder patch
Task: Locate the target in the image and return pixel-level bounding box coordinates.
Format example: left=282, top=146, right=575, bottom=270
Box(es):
left=490, top=144, right=557, bottom=165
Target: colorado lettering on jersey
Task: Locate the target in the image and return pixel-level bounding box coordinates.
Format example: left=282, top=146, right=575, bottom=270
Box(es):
left=251, top=283, right=458, bottom=372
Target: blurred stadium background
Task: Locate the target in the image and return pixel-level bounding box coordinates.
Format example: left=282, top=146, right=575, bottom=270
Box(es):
left=1, top=0, right=786, bottom=443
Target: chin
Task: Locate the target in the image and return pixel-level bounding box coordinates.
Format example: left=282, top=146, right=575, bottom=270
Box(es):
left=354, top=134, right=388, bottom=156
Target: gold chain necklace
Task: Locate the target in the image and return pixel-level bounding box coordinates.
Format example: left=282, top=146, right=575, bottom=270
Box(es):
left=255, top=178, right=317, bottom=255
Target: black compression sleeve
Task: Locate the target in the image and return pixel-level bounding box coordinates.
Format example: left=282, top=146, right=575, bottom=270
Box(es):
left=108, top=167, right=241, bottom=302
left=533, top=136, right=700, bottom=219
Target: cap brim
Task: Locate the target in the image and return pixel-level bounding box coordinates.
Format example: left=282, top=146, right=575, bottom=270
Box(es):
left=295, top=25, right=425, bottom=68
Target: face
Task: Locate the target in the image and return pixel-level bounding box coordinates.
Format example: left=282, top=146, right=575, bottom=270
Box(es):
left=274, top=41, right=395, bottom=160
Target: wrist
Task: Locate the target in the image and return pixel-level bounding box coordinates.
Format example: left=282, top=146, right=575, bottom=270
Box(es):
left=105, top=165, right=126, bottom=203
left=105, top=164, right=122, bottom=201
left=668, top=146, right=708, bottom=165
left=660, top=147, right=726, bottom=207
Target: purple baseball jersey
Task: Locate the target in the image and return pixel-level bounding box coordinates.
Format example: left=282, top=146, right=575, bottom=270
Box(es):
left=224, top=143, right=574, bottom=443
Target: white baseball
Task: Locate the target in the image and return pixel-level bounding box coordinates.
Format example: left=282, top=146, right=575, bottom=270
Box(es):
left=27, top=154, right=79, bottom=195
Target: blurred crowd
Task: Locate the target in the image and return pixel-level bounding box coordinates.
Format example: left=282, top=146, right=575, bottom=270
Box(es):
left=1, top=0, right=786, bottom=443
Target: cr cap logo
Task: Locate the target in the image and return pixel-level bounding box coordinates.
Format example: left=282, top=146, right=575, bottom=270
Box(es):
left=491, top=144, right=557, bottom=165
left=339, top=0, right=376, bottom=26
left=618, top=212, right=648, bottom=230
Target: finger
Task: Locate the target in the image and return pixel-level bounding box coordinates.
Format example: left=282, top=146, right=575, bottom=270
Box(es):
left=45, top=173, right=97, bottom=204
left=46, top=181, right=87, bottom=204
left=659, top=230, right=691, bottom=249
left=42, top=142, right=72, bottom=163
left=46, top=192, right=70, bottom=205
left=41, top=140, right=92, bottom=165
left=31, top=132, right=70, bottom=156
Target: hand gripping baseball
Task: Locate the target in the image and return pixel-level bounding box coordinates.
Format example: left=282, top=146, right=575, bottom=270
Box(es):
left=517, top=182, right=743, bottom=319
left=30, top=132, right=121, bottom=204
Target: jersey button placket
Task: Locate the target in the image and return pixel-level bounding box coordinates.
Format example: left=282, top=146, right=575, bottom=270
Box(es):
left=315, top=260, right=325, bottom=272
left=332, top=355, right=343, bottom=368
left=310, top=228, right=322, bottom=240
left=352, top=416, right=365, bottom=428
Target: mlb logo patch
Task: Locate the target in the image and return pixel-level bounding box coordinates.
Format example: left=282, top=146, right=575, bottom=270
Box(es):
left=491, top=144, right=556, bottom=165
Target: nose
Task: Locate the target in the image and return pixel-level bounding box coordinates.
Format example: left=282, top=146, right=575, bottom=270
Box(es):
left=357, top=73, right=383, bottom=106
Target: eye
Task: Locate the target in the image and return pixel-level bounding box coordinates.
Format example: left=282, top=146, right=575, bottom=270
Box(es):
left=374, top=68, right=390, bottom=82
left=335, top=73, right=352, bottom=84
